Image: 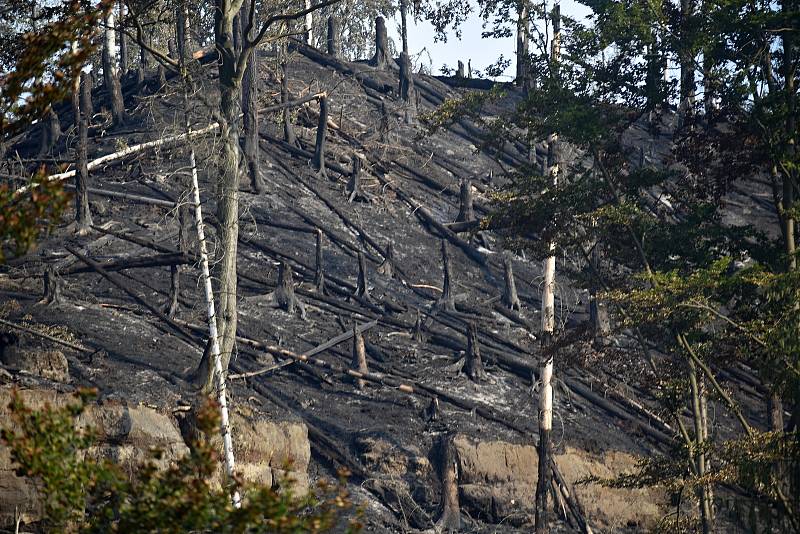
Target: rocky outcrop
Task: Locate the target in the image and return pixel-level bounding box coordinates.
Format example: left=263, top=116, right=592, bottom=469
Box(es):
left=452, top=435, right=666, bottom=530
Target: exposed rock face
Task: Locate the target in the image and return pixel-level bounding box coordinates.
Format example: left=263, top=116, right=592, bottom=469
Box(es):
left=0, top=389, right=311, bottom=528
left=452, top=435, right=665, bottom=530
left=0, top=346, right=69, bottom=383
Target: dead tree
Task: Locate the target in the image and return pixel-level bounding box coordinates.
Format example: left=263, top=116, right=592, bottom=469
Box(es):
left=379, top=100, right=389, bottom=142
left=80, top=72, right=94, bottom=124
left=464, top=322, right=485, bottom=382
left=347, top=156, right=370, bottom=202
left=38, top=107, right=61, bottom=155
left=424, top=396, right=440, bottom=421
left=501, top=253, right=521, bottom=311
left=137, top=35, right=149, bottom=91
left=156, top=64, right=167, bottom=91
left=41, top=266, right=63, bottom=305
left=240, top=1, right=266, bottom=193
left=467, top=59, right=472, bottom=78
left=351, top=324, right=368, bottom=390
left=399, top=52, right=416, bottom=124
left=281, top=61, right=300, bottom=148
left=354, top=251, right=372, bottom=302
left=314, top=228, right=327, bottom=294
left=456, top=60, right=465, bottom=78
left=312, top=95, right=329, bottom=180
left=435, top=434, right=461, bottom=531
left=435, top=240, right=456, bottom=312
left=102, top=9, right=125, bottom=126
left=370, top=17, right=393, bottom=69
left=72, top=78, right=92, bottom=232
left=263, top=262, right=307, bottom=319
left=118, top=0, right=129, bottom=76
left=166, top=205, right=189, bottom=317
left=326, top=16, right=339, bottom=58
left=456, top=177, right=475, bottom=223
left=377, top=241, right=395, bottom=278
left=589, top=245, right=610, bottom=344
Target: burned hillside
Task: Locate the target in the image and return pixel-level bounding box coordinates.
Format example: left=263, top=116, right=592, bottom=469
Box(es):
left=0, top=21, right=781, bottom=534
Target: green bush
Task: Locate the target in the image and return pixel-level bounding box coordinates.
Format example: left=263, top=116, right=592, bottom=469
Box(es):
left=1, top=388, right=362, bottom=533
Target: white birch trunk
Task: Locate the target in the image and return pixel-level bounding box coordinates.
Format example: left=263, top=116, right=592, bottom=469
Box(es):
left=188, top=142, right=242, bottom=509
left=105, top=10, right=117, bottom=77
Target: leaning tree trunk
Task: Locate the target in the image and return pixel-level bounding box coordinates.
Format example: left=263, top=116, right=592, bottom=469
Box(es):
left=72, top=75, right=92, bottom=231
left=103, top=9, right=125, bottom=126
left=240, top=0, right=265, bottom=193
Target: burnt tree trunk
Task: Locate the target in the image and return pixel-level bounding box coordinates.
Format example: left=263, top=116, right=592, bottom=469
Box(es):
left=73, top=80, right=92, bottom=231
left=436, top=434, right=461, bottom=531
left=103, top=10, right=125, bottom=126
left=502, top=253, right=521, bottom=311
left=400, top=0, right=409, bottom=55
left=326, top=16, right=340, bottom=58
left=354, top=251, right=372, bottom=302
left=166, top=204, right=189, bottom=318
left=377, top=241, right=394, bottom=278
left=456, top=60, right=465, bottom=78
left=312, top=95, right=329, bottom=180
left=240, top=1, right=265, bottom=193
left=379, top=100, right=389, bottom=143
left=265, top=261, right=306, bottom=319
left=41, top=266, right=63, bottom=305
left=39, top=107, right=61, bottom=155
left=465, top=322, right=485, bottom=382
left=281, top=61, right=300, bottom=147
left=516, top=1, right=530, bottom=87
left=314, top=228, right=327, bottom=293
left=588, top=246, right=610, bottom=343
left=456, top=177, right=475, bottom=223
left=351, top=324, right=368, bottom=390
left=118, top=0, right=129, bottom=76
left=436, top=240, right=456, bottom=311
left=399, top=52, right=416, bottom=124
left=370, top=17, right=393, bottom=69
left=80, top=72, right=94, bottom=124
left=347, top=156, right=370, bottom=202
left=137, top=34, right=150, bottom=92
left=413, top=308, right=425, bottom=343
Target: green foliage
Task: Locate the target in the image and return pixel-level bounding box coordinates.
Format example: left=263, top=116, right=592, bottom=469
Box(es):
left=1, top=389, right=362, bottom=533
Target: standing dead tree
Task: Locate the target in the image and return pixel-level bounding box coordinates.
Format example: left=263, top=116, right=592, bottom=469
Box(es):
left=347, top=155, right=371, bottom=202
left=281, top=60, right=300, bottom=148
left=354, top=251, right=372, bottom=302
left=41, top=266, right=63, bottom=306
left=314, top=228, right=327, bottom=294
left=326, top=16, right=339, bottom=58
left=102, top=8, right=125, bottom=126
left=436, top=434, right=461, bottom=531
left=435, top=240, right=456, bottom=311
left=501, top=253, right=521, bottom=311
left=351, top=323, right=368, bottom=390
left=370, top=17, right=394, bottom=69
left=166, top=204, right=189, bottom=318
left=38, top=107, right=61, bottom=155
left=80, top=72, right=94, bottom=124
left=456, top=177, right=475, bottom=223
left=312, top=94, right=329, bottom=180
left=72, top=73, right=92, bottom=233
left=465, top=322, right=485, bottom=382
left=399, top=52, right=416, bottom=124
left=377, top=241, right=395, bottom=278
left=261, top=261, right=307, bottom=319
left=240, top=0, right=266, bottom=193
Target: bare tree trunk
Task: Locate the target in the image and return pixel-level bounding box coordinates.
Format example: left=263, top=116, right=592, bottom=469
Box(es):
left=436, top=434, right=461, bottom=531
left=354, top=251, right=372, bottom=301
left=351, top=324, right=368, bottom=390
left=347, top=156, right=371, bottom=202
left=678, top=0, right=696, bottom=125
left=314, top=228, right=327, bottom=293
left=516, top=0, right=530, bottom=87
left=81, top=71, right=94, bottom=124
left=400, top=0, right=409, bottom=55
left=41, top=266, right=63, bottom=305
left=39, top=107, right=61, bottom=155
left=456, top=177, right=474, bottom=222
left=304, top=0, right=313, bottom=44
left=312, top=95, right=329, bottom=179
left=399, top=52, right=416, bottom=124
left=240, top=0, right=265, bottom=193
left=72, top=77, right=92, bottom=232
left=502, top=253, right=521, bottom=311
left=436, top=239, right=456, bottom=311
left=377, top=241, right=395, bottom=278
left=103, top=9, right=125, bottom=126
left=326, top=16, right=339, bottom=57
left=281, top=60, right=299, bottom=147
left=456, top=60, right=465, bottom=78
left=465, top=322, right=485, bottom=382
left=166, top=205, right=188, bottom=318
left=370, top=17, right=392, bottom=69
left=689, top=359, right=713, bottom=533
left=118, top=0, right=129, bottom=76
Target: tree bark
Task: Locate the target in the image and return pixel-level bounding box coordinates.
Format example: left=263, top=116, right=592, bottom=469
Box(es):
left=354, top=251, right=372, bottom=302
left=501, top=253, right=521, bottom=311
left=167, top=204, right=189, bottom=318
left=370, top=17, right=393, bottom=69
left=240, top=1, right=265, bottom=193
left=347, top=156, right=370, bottom=202
left=535, top=353, right=553, bottom=533
left=689, top=360, right=714, bottom=533
left=377, top=241, right=395, bottom=278
left=314, top=228, right=327, bottom=293
left=456, top=177, right=474, bottom=223
left=465, top=322, right=485, bottom=382
left=678, top=0, right=696, bottom=124
left=456, top=60, right=465, bottom=78
left=72, top=77, right=92, bottom=231
left=351, top=324, right=368, bottom=389
left=312, top=95, right=329, bottom=179
left=400, top=0, right=409, bottom=55
left=326, top=16, right=339, bottom=57
left=281, top=60, right=300, bottom=147
left=103, top=9, right=125, bottom=126
left=436, top=434, right=461, bottom=531
left=118, top=0, right=129, bottom=76
left=436, top=240, right=456, bottom=311
left=80, top=71, right=94, bottom=124
left=304, top=0, right=313, bottom=45
left=516, top=0, right=530, bottom=87
left=42, top=266, right=62, bottom=305
left=39, top=107, right=61, bottom=155
left=399, top=51, right=416, bottom=124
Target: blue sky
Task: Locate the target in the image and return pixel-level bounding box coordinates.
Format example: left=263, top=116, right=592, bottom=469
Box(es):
left=389, top=1, right=592, bottom=80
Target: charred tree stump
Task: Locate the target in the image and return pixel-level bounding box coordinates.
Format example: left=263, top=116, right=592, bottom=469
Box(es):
left=464, top=322, right=486, bottom=382
left=399, top=52, right=416, bottom=124
left=370, top=17, right=393, bottom=69
left=347, top=156, right=371, bottom=202
left=102, top=10, right=125, bottom=126
left=424, top=396, right=440, bottom=421
left=435, top=240, right=456, bottom=312
left=351, top=324, right=368, bottom=390
left=41, top=266, right=63, bottom=305
left=377, top=241, right=395, bottom=278
left=501, top=253, right=521, bottom=311
left=281, top=61, right=300, bottom=148
left=314, top=228, right=327, bottom=294
left=435, top=434, right=461, bottom=532
left=80, top=72, right=94, bottom=124
left=39, top=108, right=61, bottom=155
left=263, top=261, right=307, bottom=319
left=412, top=308, right=425, bottom=343
left=312, top=95, right=329, bottom=180
left=241, top=2, right=265, bottom=194
left=73, top=81, right=92, bottom=232
left=456, top=60, right=465, bottom=78
left=353, top=251, right=372, bottom=302
left=326, top=16, right=340, bottom=58
left=456, top=177, right=475, bottom=223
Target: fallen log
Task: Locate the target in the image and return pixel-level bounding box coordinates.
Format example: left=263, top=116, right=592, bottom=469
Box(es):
left=63, top=184, right=176, bottom=208
left=62, top=252, right=193, bottom=275
left=0, top=317, right=92, bottom=353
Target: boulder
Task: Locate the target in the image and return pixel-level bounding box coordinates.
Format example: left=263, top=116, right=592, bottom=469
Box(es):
left=0, top=347, right=69, bottom=382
